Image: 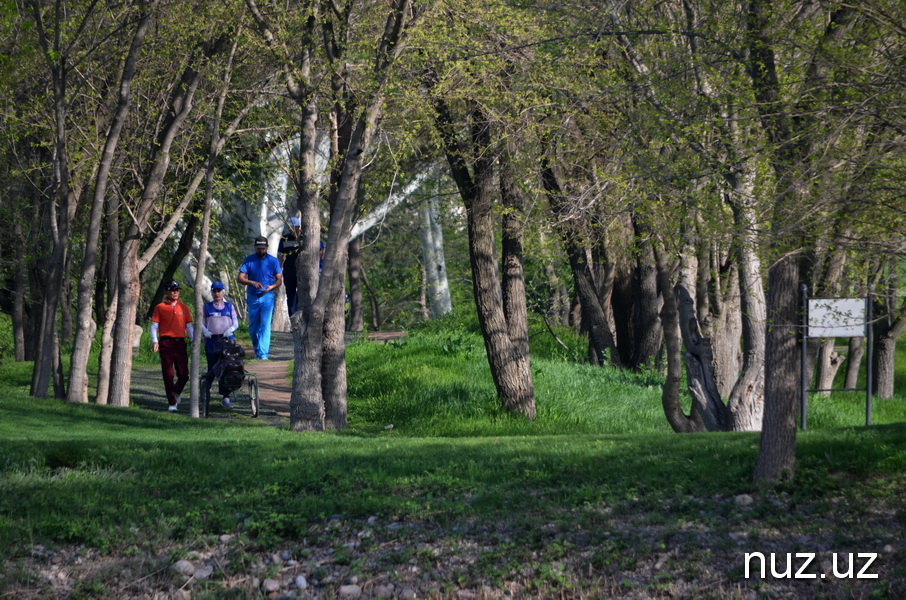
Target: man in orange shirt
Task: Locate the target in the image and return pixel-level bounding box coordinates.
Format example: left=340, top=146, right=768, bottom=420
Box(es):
left=150, top=281, right=195, bottom=412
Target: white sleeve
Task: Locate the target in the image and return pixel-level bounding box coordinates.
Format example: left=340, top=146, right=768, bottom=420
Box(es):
left=150, top=321, right=159, bottom=344
left=226, top=305, right=240, bottom=335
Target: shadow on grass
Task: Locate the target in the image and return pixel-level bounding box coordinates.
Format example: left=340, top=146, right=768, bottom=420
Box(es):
left=2, top=390, right=905, bottom=555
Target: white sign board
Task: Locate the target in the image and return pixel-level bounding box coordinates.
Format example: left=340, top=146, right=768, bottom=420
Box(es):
left=808, top=298, right=866, bottom=338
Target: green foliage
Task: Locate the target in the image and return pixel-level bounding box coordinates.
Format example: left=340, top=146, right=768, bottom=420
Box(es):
left=0, top=311, right=13, bottom=363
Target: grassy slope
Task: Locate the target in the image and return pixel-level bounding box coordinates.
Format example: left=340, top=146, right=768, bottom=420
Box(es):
left=0, top=312, right=905, bottom=597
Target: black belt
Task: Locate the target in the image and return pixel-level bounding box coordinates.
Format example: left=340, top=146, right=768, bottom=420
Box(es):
left=160, top=336, right=183, bottom=340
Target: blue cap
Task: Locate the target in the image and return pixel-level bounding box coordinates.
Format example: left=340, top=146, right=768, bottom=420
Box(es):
left=165, top=280, right=180, bottom=291
left=211, top=281, right=225, bottom=291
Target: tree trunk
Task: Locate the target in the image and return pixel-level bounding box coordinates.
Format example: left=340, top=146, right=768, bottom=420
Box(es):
left=108, top=238, right=142, bottom=407
left=674, top=284, right=729, bottom=430
left=655, top=243, right=706, bottom=433
left=323, top=264, right=348, bottom=429
left=543, top=163, right=620, bottom=368
left=30, top=5, right=77, bottom=399
left=190, top=43, right=234, bottom=418
left=12, top=220, right=27, bottom=362
left=464, top=164, right=536, bottom=419
left=31, top=187, right=76, bottom=398
left=418, top=261, right=430, bottom=320
left=697, top=237, right=742, bottom=399
left=347, top=236, right=364, bottom=332
left=417, top=212, right=435, bottom=319
left=708, top=282, right=743, bottom=399
left=872, top=314, right=905, bottom=399
left=292, top=90, right=391, bottom=430
left=289, top=96, right=323, bottom=430
left=843, top=336, right=863, bottom=389
left=717, top=194, right=763, bottom=432
left=629, top=220, right=662, bottom=371
left=815, top=340, right=844, bottom=396
left=753, top=252, right=801, bottom=482
left=418, top=197, right=453, bottom=319
left=432, top=97, right=536, bottom=419
left=106, top=40, right=214, bottom=407
left=67, top=6, right=154, bottom=402
left=360, top=265, right=381, bottom=329
left=539, top=228, right=569, bottom=326
left=611, top=250, right=635, bottom=365
left=60, top=252, right=73, bottom=348
left=500, top=153, right=530, bottom=361
left=809, top=219, right=853, bottom=396
left=95, top=192, right=121, bottom=406
left=95, top=279, right=117, bottom=405
left=426, top=197, right=452, bottom=317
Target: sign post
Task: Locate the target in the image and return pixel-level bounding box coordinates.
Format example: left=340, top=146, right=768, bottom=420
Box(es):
left=800, top=286, right=873, bottom=430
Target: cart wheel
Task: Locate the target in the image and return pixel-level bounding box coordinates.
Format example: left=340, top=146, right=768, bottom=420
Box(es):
left=249, top=375, right=259, bottom=418
left=201, top=379, right=211, bottom=418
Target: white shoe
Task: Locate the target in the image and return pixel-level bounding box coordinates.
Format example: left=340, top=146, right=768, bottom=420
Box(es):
left=168, top=405, right=178, bottom=413
left=221, top=397, right=233, bottom=409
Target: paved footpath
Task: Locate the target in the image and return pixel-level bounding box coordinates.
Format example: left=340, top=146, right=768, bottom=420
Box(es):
left=131, top=329, right=403, bottom=425
left=251, top=331, right=406, bottom=419
left=246, top=334, right=293, bottom=418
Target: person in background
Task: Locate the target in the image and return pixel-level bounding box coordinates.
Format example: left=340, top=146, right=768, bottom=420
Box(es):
left=278, top=217, right=302, bottom=316
left=150, top=280, right=194, bottom=413
left=201, top=281, right=239, bottom=408
left=237, top=236, right=282, bottom=360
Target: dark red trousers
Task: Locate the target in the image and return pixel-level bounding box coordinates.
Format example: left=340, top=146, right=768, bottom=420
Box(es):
left=159, top=337, right=189, bottom=405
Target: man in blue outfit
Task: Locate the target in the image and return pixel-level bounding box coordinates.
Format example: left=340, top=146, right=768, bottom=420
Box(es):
left=238, top=236, right=282, bottom=360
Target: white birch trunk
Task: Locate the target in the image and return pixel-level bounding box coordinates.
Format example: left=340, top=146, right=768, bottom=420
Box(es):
left=418, top=197, right=452, bottom=319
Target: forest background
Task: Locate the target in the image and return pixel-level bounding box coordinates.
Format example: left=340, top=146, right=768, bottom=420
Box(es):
left=0, top=0, right=905, bottom=484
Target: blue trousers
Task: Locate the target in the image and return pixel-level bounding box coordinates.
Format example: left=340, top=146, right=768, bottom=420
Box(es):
left=247, top=291, right=276, bottom=359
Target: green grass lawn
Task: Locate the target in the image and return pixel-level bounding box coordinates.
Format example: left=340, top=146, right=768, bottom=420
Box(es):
left=1, top=312, right=905, bottom=598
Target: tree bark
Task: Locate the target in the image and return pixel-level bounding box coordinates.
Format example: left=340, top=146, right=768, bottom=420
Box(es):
left=843, top=336, right=863, bottom=389
left=746, top=0, right=855, bottom=482
left=67, top=7, right=157, bottom=402
left=871, top=294, right=906, bottom=399
left=724, top=177, right=766, bottom=432
left=675, top=284, right=729, bottom=430
left=814, top=340, right=844, bottom=396
left=12, top=220, right=28, bottom=362
left=29, top=0, right=78, bottom=399
left=655, top=242, right=706, bottom=433
left=360, top=265, right=381, bottom=329
left=433, top=97, right=536, bottom=419
left=629, top=218, right=662, bottom=371
left=347, top=236, right=364, bottom=332
left=539, top=228, right=569, bottom=326
left=107, top=53, right=206, bottom=407
left=753, top=252, right=801, bottom=481
left=542, top=163, right=620, bottom=368
left=95, top=189, right=121, bottom=406
left=500, top=152, right=530, bottom=361
left=323, top=266, right=348, bottom=429
left=417, top=196, right=453, bottom=319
